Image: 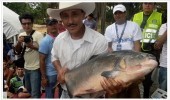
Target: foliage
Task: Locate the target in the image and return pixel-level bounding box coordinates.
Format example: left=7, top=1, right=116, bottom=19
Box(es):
left=3, top=2, right=33, bottom=15
left=3, top=2, right=167, bottom=26
left=3, top=2, right=49, bottom=24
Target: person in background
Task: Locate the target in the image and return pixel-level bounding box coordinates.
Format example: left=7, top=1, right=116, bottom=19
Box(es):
left=57, top=20, right=66, bottom=33
left=3, top=33, right=11, bottom=62
left=3, top=58, right=15, bottom=90
left=9, top=59, right=31, bottom=98
left=133, top=3, right=165, bottom=98
left=39, top=18, right=58, bottom=98
left=7, top=44, right=16, bottom=68
left=83, top=13, right=97, bottom=30
left=154, top=23, right=167, bottom=91
left=104, top=4, right=142, bottom=98
left=105, top=4, right=142, bottom=52
left=15, top=13, right=44, bottom=98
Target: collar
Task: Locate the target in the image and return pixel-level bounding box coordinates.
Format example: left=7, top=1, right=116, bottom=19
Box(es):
left=16, top=75, right=24, bottom=81
left=48, top=33, right=56, bottom=39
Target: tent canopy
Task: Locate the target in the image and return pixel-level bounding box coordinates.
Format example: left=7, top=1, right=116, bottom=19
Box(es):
left=3, top=5, right=23, bottom=39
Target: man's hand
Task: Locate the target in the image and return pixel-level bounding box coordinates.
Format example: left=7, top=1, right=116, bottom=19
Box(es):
left=57, top=67, right=69, bottom=84
left=25, top=41, right=38, bottom=50
left=18, top=36, right=25, bottom=43
left=107, top=47, right=113, bottom=53
left=101, top=77, right=128, bottom=96
left=41, top=78, right=48, bottom=88
left=23, top=87, right=28, bottom=92
left=154, top=42, right=163, bottom=50
left=25, top=40, right=33, bottom=48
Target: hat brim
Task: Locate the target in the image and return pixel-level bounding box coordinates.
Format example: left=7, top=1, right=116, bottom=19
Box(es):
left=47, top=3, right=95, bottom=20
left=113, top=10, right=125, bottom=14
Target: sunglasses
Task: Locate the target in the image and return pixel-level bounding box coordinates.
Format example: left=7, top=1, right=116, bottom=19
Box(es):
left=21, top=22, right=32, bottom=25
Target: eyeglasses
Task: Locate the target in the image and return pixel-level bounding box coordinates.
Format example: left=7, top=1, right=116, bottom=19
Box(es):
left=21, top=22, right=32, bottom=26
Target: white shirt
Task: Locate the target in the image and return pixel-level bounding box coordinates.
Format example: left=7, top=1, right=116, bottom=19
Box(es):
left=104, top=21, right=142, bottom=51
left=51, top=26, right=108, bottom=90
left=158, top=23, right=167, bottom=68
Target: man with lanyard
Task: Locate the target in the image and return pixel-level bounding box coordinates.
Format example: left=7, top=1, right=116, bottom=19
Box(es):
left=133, top=3, right=165, bottom=98
left=104, top=4, right=142, bottom=98
left=105, top=4, right=142, bottom=52
left=39, top=18, right=58, bottom=98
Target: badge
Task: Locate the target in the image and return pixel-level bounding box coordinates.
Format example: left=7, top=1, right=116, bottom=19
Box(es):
left=116, top=44, right=122, bottom=51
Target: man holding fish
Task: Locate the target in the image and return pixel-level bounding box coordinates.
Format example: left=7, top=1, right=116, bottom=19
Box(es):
left=47, top=2, right=157, bottom=98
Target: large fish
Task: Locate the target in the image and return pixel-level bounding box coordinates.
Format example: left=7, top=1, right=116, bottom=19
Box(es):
left=65, top=50, right=158, bottom=98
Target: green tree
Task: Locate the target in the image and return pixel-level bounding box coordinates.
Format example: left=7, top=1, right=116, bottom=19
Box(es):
left=3, top=2, right=33, bottom=15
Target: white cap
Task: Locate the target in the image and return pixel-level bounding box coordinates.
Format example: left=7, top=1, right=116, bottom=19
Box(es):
left=113, top=4, right=126, bottom=14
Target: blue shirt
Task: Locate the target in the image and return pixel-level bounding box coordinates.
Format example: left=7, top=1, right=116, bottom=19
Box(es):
left=39, top=34, right=57, bottom=76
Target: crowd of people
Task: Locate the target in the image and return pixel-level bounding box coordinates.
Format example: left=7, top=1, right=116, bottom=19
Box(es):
left=3, top=2, right=167, bottom=98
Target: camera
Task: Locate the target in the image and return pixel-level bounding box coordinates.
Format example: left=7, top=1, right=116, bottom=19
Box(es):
left=24, top=36, right=33, bottom=43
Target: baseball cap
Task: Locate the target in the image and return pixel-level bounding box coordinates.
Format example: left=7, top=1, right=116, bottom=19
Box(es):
left=46, top=18, right=58, bottom=25
left=113, top=4, right=126, bottom=14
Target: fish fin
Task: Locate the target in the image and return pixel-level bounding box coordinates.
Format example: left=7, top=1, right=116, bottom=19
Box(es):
left=66, top=84, right=73, bottom=98
left=119, top=58, right=126, bottom=69
left=85, top=89, right=96, bottom=93
left=101, top=71, right=120, bottom=78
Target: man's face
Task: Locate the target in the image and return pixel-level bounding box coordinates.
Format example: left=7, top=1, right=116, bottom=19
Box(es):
left=60, top=9, right=85, bottom=34
left=142, top=3, right=155, bottom=14
left=114, top=11, right=126, bottom=24
left=16, top=67, right=24, bottom=77
left=21, top=19, right=33, bottom=33
left=47, top=23, right=58, bottom=35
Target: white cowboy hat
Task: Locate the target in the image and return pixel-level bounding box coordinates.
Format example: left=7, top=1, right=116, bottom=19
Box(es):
left=47, top=2, right=95, bottom=20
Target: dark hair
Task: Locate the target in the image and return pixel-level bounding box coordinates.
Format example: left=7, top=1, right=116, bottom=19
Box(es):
left=19, top=13, right=34, bottom=24
left=46, top=18, right=58, bottom=25
left=3, top=33, right=7, bottom=47
left=3, top=57, right=8, bottom=62
left=14, top=59, right=25, bottom=68
left=88, top=13, right=94, bottom=18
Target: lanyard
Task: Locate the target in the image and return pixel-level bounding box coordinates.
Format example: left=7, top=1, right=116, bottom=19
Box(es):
left=115, top=21, right=127, bottom=43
